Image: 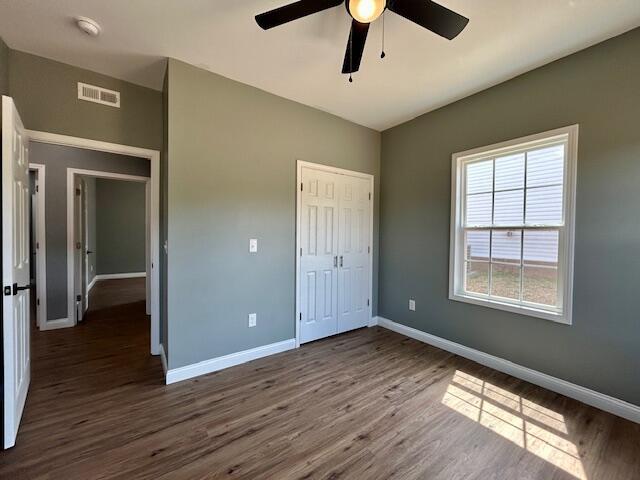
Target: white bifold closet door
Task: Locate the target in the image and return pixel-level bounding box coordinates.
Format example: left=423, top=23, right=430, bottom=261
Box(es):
left=299, top=166, right=370, bottom=344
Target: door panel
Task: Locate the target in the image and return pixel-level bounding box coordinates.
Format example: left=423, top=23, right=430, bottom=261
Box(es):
left=2, top=95, right=31, bottom=448
left=299, top=168, right=339, bottom=344
left=74, top=177, right=85, bottom=322
left=337, top=175, right=370, bottom=334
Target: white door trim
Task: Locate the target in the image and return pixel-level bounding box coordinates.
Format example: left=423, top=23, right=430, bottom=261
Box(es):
left=26, top=130, right=161, bottom=355
left=28, top=163, right=47, bottom=329
left=295, top=160, right=374, bottom=348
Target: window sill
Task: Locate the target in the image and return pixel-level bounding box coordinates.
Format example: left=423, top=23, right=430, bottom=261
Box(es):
left=449, top=292, right=572, bottom=325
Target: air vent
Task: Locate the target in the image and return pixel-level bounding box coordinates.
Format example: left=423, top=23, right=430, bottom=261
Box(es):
left=77, top=82, right=120, bottom=108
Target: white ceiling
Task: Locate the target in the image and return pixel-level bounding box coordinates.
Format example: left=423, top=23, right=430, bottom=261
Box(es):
left=1, top=1, right=639, bottom=131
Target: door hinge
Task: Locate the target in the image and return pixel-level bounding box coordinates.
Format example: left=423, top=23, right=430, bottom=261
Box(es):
left=37, top=298, right=40, bottom=306
left=300, top=248, right=302, bottom=256
left=75, top=188, right=81, bottom=196
left=369, top=192, right=371, bottom=200
left=300, top=182, right=303, bottom=192
left=368, top=246, right=370, bottom=254
left=299, top=312, right=302, bottom=321
left=36, top=185, right=39, bottom=192
left=36, top=242, right=40, bottom=249
left=76, top=295, right=81, bottom=302
left=3, top=286, right=11, bottom=296
left=367, top=299, right=370, bottom=307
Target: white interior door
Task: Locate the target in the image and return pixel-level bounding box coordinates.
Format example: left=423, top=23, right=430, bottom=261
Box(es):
left=73, top=176, right=85, bottom=322
left=2, top=95, right=31, bottom=449
left=83, top=182, right=90, bottom=312
left=298, top=165, right=372, bottom=344
left=299, top=167, right=339, bottom=343
left=337, top=175, right=371, bottom=333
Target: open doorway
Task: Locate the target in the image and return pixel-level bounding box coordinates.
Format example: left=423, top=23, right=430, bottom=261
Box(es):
left=27, top=130, right=160, bottom=355
left=71, top=172, right=150, bottom=325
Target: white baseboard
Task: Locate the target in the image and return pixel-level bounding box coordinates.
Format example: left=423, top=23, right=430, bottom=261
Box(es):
left=87, top=276, right=98, bottom=292
left=377, top=317, right=640, bottom=424
left=40, top=317, right=74, bottom=331
left=95, top=272, right=146, bottom=281
left=165, top=338, right=296, bottom=385
left=160, top=344, right=168, bottom=376
left=368, top=316, right=379, bottom=327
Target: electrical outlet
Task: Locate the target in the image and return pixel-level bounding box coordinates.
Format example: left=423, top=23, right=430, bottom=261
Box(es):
left=248, top=313, right=257, bottom=327
left=409, top=299, right=416, bottom=311
left=249, top=238, right=258, bottom=253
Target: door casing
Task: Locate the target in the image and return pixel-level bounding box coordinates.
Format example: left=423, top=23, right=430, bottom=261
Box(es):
left=295, top=160, right=375, bottom=348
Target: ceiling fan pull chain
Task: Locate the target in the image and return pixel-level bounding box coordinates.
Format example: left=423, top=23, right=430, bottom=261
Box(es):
left=381, top=10, right=386, bottom=59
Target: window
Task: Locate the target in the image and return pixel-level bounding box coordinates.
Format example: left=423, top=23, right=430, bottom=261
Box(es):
left=449, top=126, right=578, bottom=324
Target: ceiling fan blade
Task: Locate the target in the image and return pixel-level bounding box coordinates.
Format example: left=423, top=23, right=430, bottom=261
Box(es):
left=387, top=0, right=469, bottom=40
left=256, top=0, right=343, bottom=30
left=342, top=20, right=370, bottom=74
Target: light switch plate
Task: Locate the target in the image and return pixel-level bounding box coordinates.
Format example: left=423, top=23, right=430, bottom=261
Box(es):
left=248, top=313, right=257, bottom=327
left=249, top=238, right=258, bottom=253
left=409, top=299, right=416, bottom=311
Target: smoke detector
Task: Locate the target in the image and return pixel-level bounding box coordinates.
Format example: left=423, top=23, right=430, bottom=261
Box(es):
left=75, top=17, right=101, bottom=37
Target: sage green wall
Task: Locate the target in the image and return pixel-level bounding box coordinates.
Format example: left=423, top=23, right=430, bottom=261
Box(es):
left=8, top=50, right=162, bottom=150
left=166, top=58, right=380, bottom=369
left=379, top=28, right=640, bottom=405
left=96, top=179, right=146, bottom=275
left=0, top=36, right=8, bottom=95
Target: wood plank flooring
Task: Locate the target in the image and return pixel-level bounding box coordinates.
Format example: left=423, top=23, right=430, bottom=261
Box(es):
left=1, top=277, right=638, bottom=479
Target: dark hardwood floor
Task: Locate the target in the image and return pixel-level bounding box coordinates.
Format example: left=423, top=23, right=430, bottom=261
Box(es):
left=1, top=277, right=638, bottom=479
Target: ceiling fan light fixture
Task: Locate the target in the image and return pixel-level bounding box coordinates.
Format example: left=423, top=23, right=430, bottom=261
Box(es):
left=347, top=0, right=386, bottom=24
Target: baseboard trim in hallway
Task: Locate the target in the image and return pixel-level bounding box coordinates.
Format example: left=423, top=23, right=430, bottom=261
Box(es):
left=165, top=339, right=296, bottom=385
left=94, top=272, right=147, bottom=281
left=376, top=316, right=640, bottom=424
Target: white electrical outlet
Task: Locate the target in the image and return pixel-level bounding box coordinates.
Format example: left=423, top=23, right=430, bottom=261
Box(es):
left=249, top=238, right=258, bottom=253
left=409, top=299, right=416, bottom=311
left=248, top=313, right=257, bottom=327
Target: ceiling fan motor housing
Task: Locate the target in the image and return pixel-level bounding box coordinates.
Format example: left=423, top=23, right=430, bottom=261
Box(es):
left=346, top=0, right=387, bottom=24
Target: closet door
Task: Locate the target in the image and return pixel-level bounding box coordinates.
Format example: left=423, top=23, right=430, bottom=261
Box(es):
left=299, top=168, right=339, bottom=344
left=337, top=175, right=370, bottom=333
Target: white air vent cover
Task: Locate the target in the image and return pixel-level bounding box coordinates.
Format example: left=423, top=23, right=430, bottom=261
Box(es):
left=77, top=82, right=120, bottom=108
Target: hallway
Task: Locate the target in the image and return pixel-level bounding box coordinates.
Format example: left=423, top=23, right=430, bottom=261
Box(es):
left=0, top=278, right=164, bottom=476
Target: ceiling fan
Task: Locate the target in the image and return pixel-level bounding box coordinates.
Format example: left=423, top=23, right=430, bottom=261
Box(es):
left=255, top=0, right=469, bottom=79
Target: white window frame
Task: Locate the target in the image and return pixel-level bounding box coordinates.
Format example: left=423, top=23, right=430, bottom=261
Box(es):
left=449, top=125, right=578, bottom=324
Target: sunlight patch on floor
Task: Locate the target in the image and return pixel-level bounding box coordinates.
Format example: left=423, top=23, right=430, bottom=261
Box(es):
left=442, top=370, right=586, bottom=480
